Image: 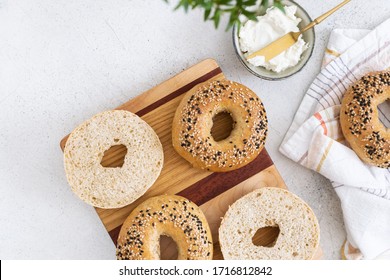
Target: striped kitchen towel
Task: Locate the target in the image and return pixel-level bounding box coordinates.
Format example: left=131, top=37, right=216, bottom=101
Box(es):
left=280, top=19, right=390, bottom=260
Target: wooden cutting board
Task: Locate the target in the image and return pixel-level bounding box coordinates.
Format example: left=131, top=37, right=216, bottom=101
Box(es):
left=60, top=59, right=321, bottom=259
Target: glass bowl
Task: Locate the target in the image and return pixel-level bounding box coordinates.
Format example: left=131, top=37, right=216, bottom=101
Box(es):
left=232, top=0, right=315, bottom=80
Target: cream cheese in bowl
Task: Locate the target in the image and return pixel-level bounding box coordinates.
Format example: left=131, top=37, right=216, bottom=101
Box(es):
left=239, top=6, right=308, bottom=73
left=232, top=0, right=315, bottom=80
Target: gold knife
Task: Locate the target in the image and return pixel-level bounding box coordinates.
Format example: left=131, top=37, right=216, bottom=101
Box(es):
left=246, top=0, right=351, bottom=62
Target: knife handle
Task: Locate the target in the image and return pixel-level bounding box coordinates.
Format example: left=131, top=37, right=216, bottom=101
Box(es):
left=301, top=0, right=350, bottom=33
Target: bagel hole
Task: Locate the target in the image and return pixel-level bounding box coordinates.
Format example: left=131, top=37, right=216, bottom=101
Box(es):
left=378, top=99, right=390, bottom=129
left=159, top=235, right=178, bottom=260
left=100, top=144, right=127, bottom=168
left=211, top=111, right=234, bottom=142
left=252, top=226, right=280, bottom=248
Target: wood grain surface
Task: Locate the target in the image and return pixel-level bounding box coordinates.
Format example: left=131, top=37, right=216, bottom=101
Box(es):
left=60, top=59, right=322, bottom=259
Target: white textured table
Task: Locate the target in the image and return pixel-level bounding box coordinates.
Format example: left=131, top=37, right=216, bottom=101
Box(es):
left=1, top=0, right=389, bottom=260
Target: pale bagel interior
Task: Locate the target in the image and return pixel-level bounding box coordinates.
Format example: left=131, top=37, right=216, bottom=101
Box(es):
left=219, top=187, right=320, bottom=260
left=64, top=110, right=164, bottom=208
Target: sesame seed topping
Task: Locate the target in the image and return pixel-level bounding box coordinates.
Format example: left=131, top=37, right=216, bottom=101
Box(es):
left=342, top=71, right=390, bottom=168
left=175, top=80, right=267, bottom=170
left=116, top=196, right=212, bottom=260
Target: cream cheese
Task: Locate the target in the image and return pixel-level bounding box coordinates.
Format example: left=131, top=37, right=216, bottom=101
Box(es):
left=239, top=5, right=308, bottom=73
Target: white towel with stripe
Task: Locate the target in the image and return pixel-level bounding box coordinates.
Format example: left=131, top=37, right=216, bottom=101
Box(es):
left=280, top=19, right=390, bottom=260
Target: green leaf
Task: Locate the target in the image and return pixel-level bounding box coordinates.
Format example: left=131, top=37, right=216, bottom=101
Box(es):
left=174, top=0, right=191, bottom=12
left=212, top=9, right=222, bottom=28
left=173, top=0, right=184, bottom=11
left=190, top=0, right=200, bottom=9
left=202, top=0, right=213, bottom=9
left=241, top=9, right=257, bottom=21
left=219, top=0, right=232, bottom=4
left=204, top=8, right=212, bottom=20
left=225, top=10, right=238, bottom=31
left=274, top=1, right=285, bottom=13
left=170, top=0, right=284, bottom=30
left=182, top=0, right=190, bottom=12
left=243, top=0, right=257, bottom=6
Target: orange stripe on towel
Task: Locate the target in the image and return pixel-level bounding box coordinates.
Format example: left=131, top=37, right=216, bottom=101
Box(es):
left=314, top=113, right=328, bottom=135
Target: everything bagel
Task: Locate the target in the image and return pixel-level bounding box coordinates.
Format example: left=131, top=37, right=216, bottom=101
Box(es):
left=116, top=195, right=213, bottom=260
left=340, top=71, right=390, bottom=168
left=172, top=79, right=268, bottom=172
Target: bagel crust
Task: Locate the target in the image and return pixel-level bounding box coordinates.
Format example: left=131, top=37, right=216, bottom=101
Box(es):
left=340, top=71, right=390, bottom=168
left=64, top=110, right=163, bottom=208
left=219, top=188, right=320, bottom=260
left=172, top=79, right=268, bottom=172
left=116, top=195, right=213, bottom=260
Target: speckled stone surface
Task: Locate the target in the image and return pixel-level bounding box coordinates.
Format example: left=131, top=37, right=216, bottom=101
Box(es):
left=0, top=0, right=389, bottom=259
